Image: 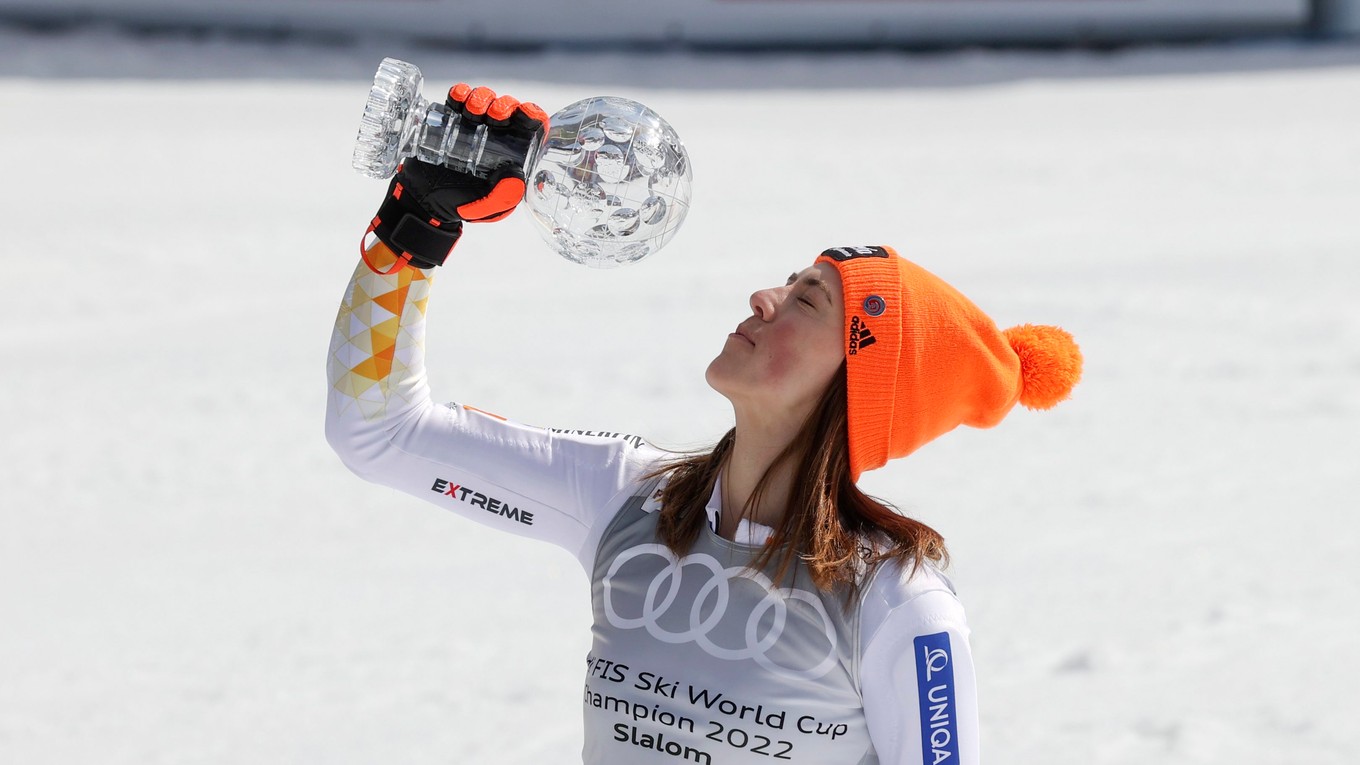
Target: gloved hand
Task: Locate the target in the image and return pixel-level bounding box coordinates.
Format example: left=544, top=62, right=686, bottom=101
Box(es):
left=362, top=83, right=549, bottom=273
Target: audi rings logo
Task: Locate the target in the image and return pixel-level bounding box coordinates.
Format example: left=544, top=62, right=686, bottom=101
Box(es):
left=602, top=544, right=839, bottom=680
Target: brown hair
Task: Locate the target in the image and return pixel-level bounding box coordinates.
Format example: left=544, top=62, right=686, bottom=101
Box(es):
left=647, top=364, right=948, bottom=602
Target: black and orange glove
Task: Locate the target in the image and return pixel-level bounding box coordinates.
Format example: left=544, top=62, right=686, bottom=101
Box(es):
left=363, top=84, right=549, bottom=273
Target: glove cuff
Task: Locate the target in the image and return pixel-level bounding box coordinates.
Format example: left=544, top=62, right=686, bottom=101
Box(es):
left=371, top=193, right=465, bottom=269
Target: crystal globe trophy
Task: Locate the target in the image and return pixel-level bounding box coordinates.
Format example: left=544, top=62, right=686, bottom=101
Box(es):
left=354, top=58, right=692, bottom=268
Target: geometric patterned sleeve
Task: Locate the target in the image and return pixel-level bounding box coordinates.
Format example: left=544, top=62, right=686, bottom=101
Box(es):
left=327, top=256, right=435, bottom=424
left=325, top=247, right=666, bottom=569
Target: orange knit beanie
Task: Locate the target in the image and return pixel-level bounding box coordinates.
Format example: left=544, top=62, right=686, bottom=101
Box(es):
left=815, top=246, right=1084, bottom=481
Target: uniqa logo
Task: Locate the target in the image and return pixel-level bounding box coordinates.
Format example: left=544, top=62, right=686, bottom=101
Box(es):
left=601, top=544, right=839, bottom=680
left=914, top=634, right=959, bottom=765
left=922, top=645, right=949, bottom=681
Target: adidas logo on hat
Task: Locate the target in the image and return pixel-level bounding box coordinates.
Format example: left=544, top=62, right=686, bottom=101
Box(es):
left=848, top=316, right=876, bottom=355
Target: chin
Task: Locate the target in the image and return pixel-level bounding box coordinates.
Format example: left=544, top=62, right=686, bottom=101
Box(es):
left=704, top=357, right=736, bottom=398
left=703, top=358, right=722, bottom=391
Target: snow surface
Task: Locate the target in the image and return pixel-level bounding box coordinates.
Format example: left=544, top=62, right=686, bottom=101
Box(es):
left=1, top=26, right=1358, bottom=765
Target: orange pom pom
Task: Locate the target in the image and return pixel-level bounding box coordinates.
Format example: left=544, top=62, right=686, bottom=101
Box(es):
left=1003, top=324, right=1083, bottom=410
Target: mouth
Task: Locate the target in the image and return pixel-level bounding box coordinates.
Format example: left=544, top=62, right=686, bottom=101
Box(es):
left=730, top=327, right=754, bottom=345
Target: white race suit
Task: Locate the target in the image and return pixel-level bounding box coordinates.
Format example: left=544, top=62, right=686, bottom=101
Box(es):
left=326, top=259, right=981, bottom=765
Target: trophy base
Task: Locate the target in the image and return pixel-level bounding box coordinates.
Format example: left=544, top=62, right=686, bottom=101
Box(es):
left=352, top=58, right=426, bottom=179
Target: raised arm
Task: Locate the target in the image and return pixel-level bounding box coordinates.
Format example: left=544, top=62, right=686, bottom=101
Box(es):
left=325, top=84, right=664, bottom=569
left=326, top=250, right=661, bottom=565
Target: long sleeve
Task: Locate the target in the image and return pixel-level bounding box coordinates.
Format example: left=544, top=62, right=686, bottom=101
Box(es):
left=860, top=568, right=981, bottom=765
left=325, top=254, right=666, bottom=569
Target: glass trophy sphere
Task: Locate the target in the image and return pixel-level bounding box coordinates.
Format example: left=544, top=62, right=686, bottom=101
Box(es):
left=526, top=97, right=692, bottom=268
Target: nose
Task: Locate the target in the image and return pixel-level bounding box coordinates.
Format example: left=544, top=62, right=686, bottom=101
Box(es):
left=748, top=286, right=785, bottom=321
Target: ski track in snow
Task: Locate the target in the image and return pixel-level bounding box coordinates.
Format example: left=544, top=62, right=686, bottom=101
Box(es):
left=1, top=26, right=1358, bottom=765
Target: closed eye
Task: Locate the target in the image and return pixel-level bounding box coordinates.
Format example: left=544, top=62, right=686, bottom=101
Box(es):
left=788, top=272, right=834, bottom=307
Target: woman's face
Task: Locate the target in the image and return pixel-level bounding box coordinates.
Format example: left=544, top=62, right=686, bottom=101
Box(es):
left=706, top=262, right=846, bottom=419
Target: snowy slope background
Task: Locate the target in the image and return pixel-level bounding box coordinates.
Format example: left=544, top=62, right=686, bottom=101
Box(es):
left=1, top=25, right=1357, bottom=765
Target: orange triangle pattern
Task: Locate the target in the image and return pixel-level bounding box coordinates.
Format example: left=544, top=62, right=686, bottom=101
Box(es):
left=372, top=287, right=406, bottom=317
left=370, top=329, right=397, bottom=356
left=329, top=259, right=435, bottom=420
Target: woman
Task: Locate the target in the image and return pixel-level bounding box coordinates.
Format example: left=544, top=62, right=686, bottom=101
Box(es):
left=327, top=84, right=1082, bottom=765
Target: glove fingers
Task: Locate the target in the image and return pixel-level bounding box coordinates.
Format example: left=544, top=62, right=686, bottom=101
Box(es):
left=450, top=83, right=546, bottom=135
left=463, top=86, right=497, bottom=117
left=488, top=94, right=521, bottom=123
left=448, top=82, right=473, bottom=105
left=516, top=101, right=549, bottom=131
